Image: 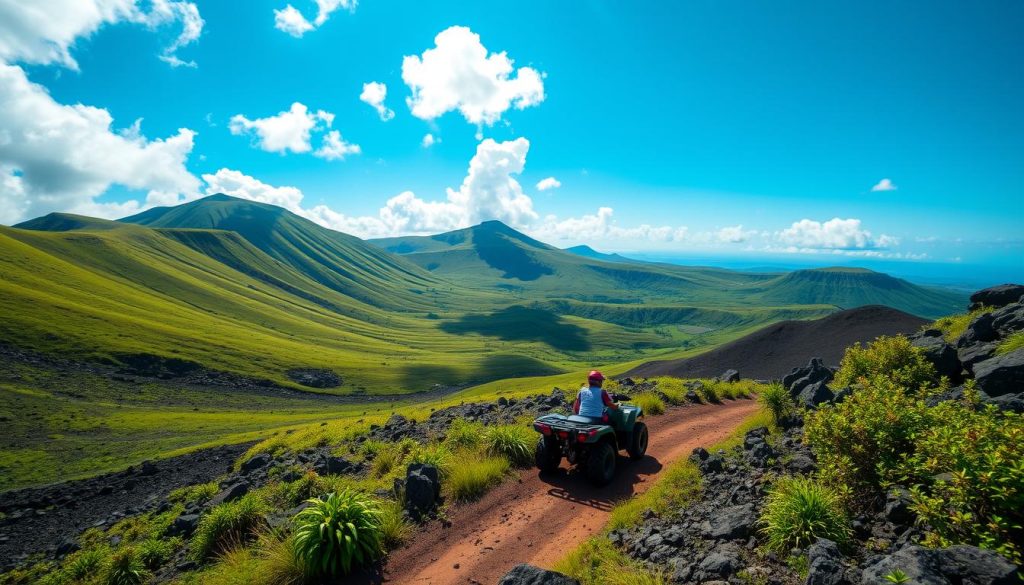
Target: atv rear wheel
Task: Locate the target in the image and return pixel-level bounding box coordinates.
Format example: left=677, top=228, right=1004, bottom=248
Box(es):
left=586, top=442, right=616, bottom=486
left=628, top=422, right=649, bottom=460
left=535, top=436, right=561, bottom=472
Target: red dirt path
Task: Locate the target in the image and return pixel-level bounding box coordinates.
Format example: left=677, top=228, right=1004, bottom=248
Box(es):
left=382, top=398, right=759, bottom=585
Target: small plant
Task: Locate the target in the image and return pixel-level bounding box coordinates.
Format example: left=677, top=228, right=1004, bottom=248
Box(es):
left=64, top=547, right=109, bottom=580
left=370, top=445, right=402, bottom=478
left=191, top=493, right=269, bottom=560
left=137, top=537, right=178, bottom=570
left=833, top=335, right=936, bottom=391
left=884, top=569, right=910, bottom=584
left=257, top=532, right=306, bottom=585
left=409, top=443, right=454, bottom=477
left=760, top=476, right=851, bottom=553
left=757, top=382, right=794, bottom=425
left=292, top=490, right=384, bottom=577
left=378, top=499, right=413, bottom=549
left=996, top=331, right=1024, bottom=356
left=931, top=307, right=994, bottom=343
left=484, top=424, right=534, bottom=467
left=105, top=547, right=149, bottom=585
left=630, top=392, right=665, bottom=415
left=699, top=382, right=719, bottom=403
left=447, top=455, right=510, bottom=501
left=443, top=418, right=485, bottom=450
left=168, top=481, right=218, bottom=505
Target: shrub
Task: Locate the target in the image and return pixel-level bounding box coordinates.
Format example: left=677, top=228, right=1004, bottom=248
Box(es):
left=378, top=499, right=413, bottom=550
left=137, top=537, right=178, bottom=570
left=759, top=476, right=851, bottom=553
left=698, top=382, right=719, bottom=403
left=168, top=481, right=218, bottom=505
left=833, top=336, right=937, bottom=391
left=191, top=493, right=269, bottom=560
left=630, top=392, right=665, bottom=415
left=443, top=418, right=485, bottom=450
left=447, top=455, right=510, bottom=501
left=804, top=375, right=927, bottom=502
left=484, top=424, right=534, bottom=467
left=292, top=490, right=384, bottom=577
left=757, top=382, right=794, bottom=425
left=931, top=307, right=994, bottom=343
left=359, top=439, right=386, bottom=458
left=900, top=396, right=1024, bottom=564
left=104, top=547, right=149, bottom=585
left=555, top=537, right=666, bottom=585
left=409, top=443, right=454, bottom=477
left=64, top=547, right=109, bottom=580
left=996, top=331, right=1024, bottom=356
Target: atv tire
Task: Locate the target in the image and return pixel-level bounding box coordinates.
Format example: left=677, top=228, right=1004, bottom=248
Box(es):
left=586, top=442, right=616, bottom=486
left=628, top=422, right=649, bottom=460
left=535, top=436, right=561, bottom=472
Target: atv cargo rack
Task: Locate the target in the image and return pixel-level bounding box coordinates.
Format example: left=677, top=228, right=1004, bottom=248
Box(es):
left=533, top=413, right=605, bottom=443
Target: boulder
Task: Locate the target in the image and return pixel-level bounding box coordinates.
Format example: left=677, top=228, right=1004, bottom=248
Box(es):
left=796, top=380, right=835, bottom=409
left=167, top=513, right=199, bottom=537
left=695, top=544, right=743, bottom=579
left=806, top=538, right=845, bottom=585
left=911, top=335, right=961, bottom=380
left=973, top=348, right=1024, bottom=397
left=241, top=453, right=271, bottom=473
left=497, top=564, right=580, bottom=585
left=986, top=392, right=1024, bottom=413
left=861, top=545, right=1018, bottom=584
left=404, top=463, right=441, bottom=521
left=690, top=447, right=723, bottom=475
left=958, top=342, right=999, bottom=375
left=140, top=460, right=158, bottom=476
left=991, top=303, right=1024, bottom=335
left=209, top=482, right=249, bottom=506
left=957, top=313, right=998, bottom=347
left=315, top=456, right=359, bottom=476
left=970, top=284, right=1024, bottom=310
left=785, top=358, right=835, bottom=399
left=702, top=503, right=757, bottom=540
left=883, top=488, right=914, bottom=527
left=718, top=369, right=740, bottom=383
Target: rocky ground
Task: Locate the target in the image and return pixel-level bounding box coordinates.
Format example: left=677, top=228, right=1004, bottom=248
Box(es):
left=500, top=284, right=1024, bottom=585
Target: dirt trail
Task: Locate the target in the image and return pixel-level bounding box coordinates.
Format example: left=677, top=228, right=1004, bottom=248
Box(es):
left=382, top=399, right=759, bottom=585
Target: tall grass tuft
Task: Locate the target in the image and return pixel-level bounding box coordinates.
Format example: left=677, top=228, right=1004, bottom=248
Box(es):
left=630, top=393, right=665, bottom=415
left=760, top=476, right=851, bottom=553
left=447, top=455, right=510, bottom=501
left=484, top=424, right=534, bottom=467
left=292, top=490, right=384, bottom=577
left=105, top=547, right=149, bottom=585
left=190, top=493, right=269, bottom=560
left=556, top=537, right=666, bottom=585
left=757, top=382, right=794, bottom=425
left=378, top=499, right=413, bottom=549
left=444, top=419, right=485, bottom=450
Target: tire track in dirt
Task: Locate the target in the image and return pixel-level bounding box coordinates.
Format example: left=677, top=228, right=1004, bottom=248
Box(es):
left=382, top=398, right=759, bottom=585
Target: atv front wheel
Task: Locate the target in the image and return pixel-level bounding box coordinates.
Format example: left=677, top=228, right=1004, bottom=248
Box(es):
left=628, top=422, right=649, bottom=460
left=535, top=436, right=561, bottom=472
left=586, top=442, right=616, bottom=486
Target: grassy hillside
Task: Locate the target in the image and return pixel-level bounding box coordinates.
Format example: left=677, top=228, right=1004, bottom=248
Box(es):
left=742, top=267, right=965, bottom=319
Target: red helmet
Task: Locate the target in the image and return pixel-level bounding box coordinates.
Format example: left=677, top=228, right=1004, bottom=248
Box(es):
left=588, top=370, right=605, bottom=382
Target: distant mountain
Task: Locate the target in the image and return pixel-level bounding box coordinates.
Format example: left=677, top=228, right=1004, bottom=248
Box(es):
left=564, top=245, right=634, bottom=263
left=625, top=305, right=929, bottom=380
left=744, top=267, right=965, bottom=319
left=118, top=194, right=445, bottom=312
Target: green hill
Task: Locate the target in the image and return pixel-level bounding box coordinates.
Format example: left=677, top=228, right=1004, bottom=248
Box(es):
left=564, top=244, right=633, bottom=263
left=743, top=267, right=965, bottom=319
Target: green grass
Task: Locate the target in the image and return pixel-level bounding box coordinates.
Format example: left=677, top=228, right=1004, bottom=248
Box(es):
left=930, top=306, right=994, bottom=343
left=996, top=331, right=1024, bottom=355
left=554, top=537, right=666, bottom=585
left=759, top=476, right=851, bottom=553
left=191, top=494, right=269, bottom=561
left=629, top=393, right=666, bottom=415
left=446, top=455, right=511, bottom=501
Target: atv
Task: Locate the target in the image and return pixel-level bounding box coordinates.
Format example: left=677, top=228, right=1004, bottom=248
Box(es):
left=531, top=393, right=648, bottom=486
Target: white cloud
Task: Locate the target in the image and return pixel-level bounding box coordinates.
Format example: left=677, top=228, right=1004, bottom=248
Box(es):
left=532, top=207, right=688, bottom=244
left=402, top=26, right=545, bottom=128
left=536, top=177, right=561, bottom=191
left=717, top=225, right=753, bottom=243
left=273, top=5, right=313, bottom=38
left=230, top=102, right=358, bottom=159
left=203, top=168, right=304, bottom=211
left=871, top=178, right=897, bottom=192
left=0, top=0, right=203, bottom=70
left=776, top=218, right=896, bottom=250
left=273, top=0, right=355, bottom=37
left=421, top=133, right=438, bottom=148
left=0, top=63, right=199, bottom=225
left=359, top=82, right=395, bottom=121
left=315, top=130, right=361, bottom=160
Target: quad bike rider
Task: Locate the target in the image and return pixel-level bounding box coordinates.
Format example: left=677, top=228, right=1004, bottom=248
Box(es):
left=532, top=370, right=649, bottom=485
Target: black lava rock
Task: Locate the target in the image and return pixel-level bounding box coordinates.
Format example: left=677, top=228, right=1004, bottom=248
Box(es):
left=497, top=564, right=580, bottom=585
left=974, top=349, right=1024, bottom=397
left=970, top=284, right=1024, bottom=311
left=861, top=545, right=1019, bottom=584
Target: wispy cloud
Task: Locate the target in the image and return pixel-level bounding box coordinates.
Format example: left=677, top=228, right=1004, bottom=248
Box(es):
left=871, top=178, right=898, bottom=192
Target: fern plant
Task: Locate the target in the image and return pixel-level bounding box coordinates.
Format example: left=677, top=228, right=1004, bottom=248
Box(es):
left=292, top=490, right=384, bottom=577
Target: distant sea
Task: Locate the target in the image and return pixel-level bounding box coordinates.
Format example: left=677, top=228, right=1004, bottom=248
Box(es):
left=624, top=253, right=1023, bottom=293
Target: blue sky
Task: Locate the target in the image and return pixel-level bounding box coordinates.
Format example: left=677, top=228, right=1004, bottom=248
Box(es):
left=1, top=1, right=1021, bottom=282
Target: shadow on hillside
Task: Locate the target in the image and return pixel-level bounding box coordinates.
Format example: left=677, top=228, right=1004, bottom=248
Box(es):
left=538, top=454, right=665, bottom=511
left=398, top=363, right=462, bottom=390
left=475, top=228, right=553, bottom=281
left=440, top=306, right=591, bottom=351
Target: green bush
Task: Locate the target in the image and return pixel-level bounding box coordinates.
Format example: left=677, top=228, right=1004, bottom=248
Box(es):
left=759, top=476, right=851, bottom=553
left=833, top=335, right=937, bottom=391
left=443, top=418, right=485, bottom=450
left=805, top=375, right=927, bottom=502
left=105, top=547, right=149, bottom=585
left=900, top=395, right=1024, bottom=564
left=409, top=443, right=454, bottom=477
left=191, top=493, right=269, bottom=560
left=484, top=424, right=534, bottom=467
left=698, top=382, right=719, bottom=403
left=630, top=392, right=665, bottom=415
left=447, top=455, right=510, bottom=501
left=757, top=382, right=794, bottom=425
left=292, top=490, right=384, bottom=577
